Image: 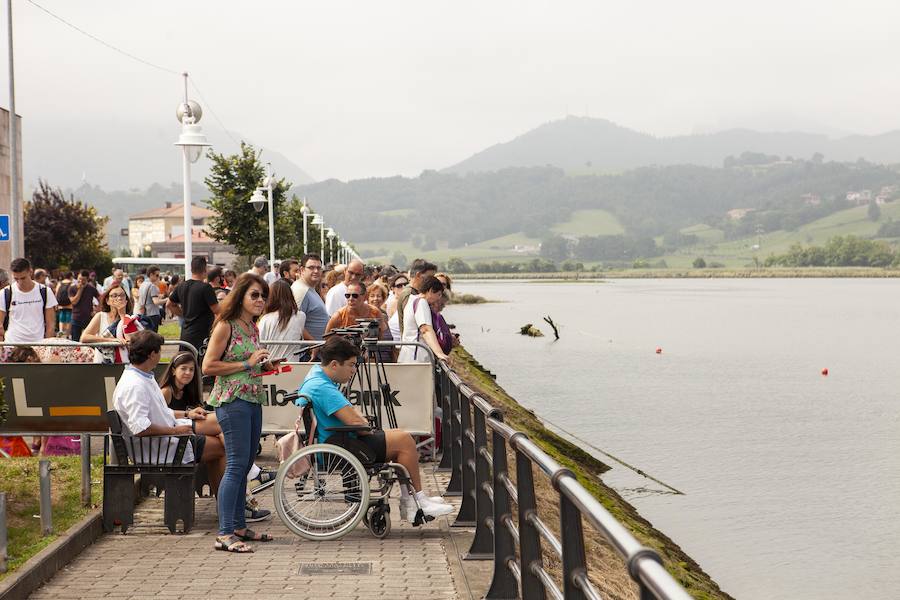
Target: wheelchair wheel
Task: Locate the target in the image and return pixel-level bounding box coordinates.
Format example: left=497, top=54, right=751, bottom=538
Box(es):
left=273, top=444, right=370, bottom=541
left=366, top=503, right=391, bottom=539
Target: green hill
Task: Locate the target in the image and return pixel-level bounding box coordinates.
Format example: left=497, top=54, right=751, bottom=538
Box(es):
left=662, top=202, right=900, bottom=268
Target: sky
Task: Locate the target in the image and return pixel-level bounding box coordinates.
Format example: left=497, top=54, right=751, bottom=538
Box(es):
left=7, top=0, right=900, bottom=184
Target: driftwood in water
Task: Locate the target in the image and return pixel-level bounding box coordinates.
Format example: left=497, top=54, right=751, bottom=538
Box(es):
left=543, top=316, right=560, bottom=340
left=519, top=323, right=544, bottom=337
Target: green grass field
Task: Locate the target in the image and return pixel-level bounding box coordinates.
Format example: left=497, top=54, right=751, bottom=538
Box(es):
left=663, top=201, right=900, bottom=268
left=550, top=209, right=624, bottom=236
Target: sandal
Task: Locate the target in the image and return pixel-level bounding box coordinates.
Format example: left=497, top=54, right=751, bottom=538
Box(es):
left=214, top=535, right=254, bottom=553
left=234, top=528, right=274, bottom=542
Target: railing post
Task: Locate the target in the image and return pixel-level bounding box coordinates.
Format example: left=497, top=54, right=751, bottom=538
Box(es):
left=444, top=384, right=463, bottom=496
left=0, top=492, right=7, bottom=574
left=437, top=367, right=452, bottom=471
left=39, top=459, right=52, bottom=536
left=453, top=389, right=476, bottom=527
left=465, top=402, right=495, bottom=559
left=81, top=433, right=91, bottom=507
left=515, top=443, right=546, bottom=600
left=558, top=480, right=588, bottom=600
left=485, top=428, right=518, bottom=600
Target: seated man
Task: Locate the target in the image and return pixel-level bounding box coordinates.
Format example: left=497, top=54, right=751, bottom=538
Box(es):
left=113, top=330, right=225, bottom=495
left=297, top=336, right=453, bottom=520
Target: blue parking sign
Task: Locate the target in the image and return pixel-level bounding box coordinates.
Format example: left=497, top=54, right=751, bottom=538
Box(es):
left=0, top=214, right=8, bottom=241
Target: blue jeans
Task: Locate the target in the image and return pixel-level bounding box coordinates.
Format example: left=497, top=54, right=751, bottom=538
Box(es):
left=215, top=398, right=262, bottom=535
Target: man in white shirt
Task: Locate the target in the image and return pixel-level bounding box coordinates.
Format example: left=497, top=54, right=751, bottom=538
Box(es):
left=136, top=265, right=166, bottom=332
left=102, top=268, right=132, bottom=297
left=324, top=259, right=365, bottom=316
left=113, top=330, right=225, bottom=492
left=397, top=276, right=449, bottom=363
left=0, top=258, right=58, bottom=343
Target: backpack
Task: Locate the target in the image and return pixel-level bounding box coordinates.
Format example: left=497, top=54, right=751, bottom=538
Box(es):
left=4, top=284, right=48, bottom=331
left=56, top=281, right=72, bottom=307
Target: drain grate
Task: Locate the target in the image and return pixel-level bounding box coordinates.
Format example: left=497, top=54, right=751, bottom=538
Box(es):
left=298, top=562, right=372, bottom=576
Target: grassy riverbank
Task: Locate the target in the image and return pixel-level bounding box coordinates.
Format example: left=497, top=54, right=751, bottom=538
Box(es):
left=450, top=346, right=733, bottom=600
left=0, top=455, right=103, bottom=579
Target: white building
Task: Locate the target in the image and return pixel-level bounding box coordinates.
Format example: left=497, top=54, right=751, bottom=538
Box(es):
left=126, top=202, right=213, bottom=257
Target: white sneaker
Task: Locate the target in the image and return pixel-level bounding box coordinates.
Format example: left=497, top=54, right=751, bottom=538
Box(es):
left=399, top=495, right=454, bottom=521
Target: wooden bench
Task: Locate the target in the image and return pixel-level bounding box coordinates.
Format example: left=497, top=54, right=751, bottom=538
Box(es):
left=103, top=410, right=200, bottom=534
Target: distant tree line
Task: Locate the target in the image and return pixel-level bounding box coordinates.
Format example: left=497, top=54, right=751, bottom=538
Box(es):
left=295, top=158, right=900, bottom=249
left=763, top=236, right=899, bottom=268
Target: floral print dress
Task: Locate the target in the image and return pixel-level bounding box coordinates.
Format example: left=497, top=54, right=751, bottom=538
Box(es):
left=207, top=320, right=266, bottom=407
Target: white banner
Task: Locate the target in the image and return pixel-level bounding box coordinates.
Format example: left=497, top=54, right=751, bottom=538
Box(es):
left=260, top=362, right=435, bottom=436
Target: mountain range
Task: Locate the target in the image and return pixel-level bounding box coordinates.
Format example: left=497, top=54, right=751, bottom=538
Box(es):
left=444, top=116, right=900, bottom=174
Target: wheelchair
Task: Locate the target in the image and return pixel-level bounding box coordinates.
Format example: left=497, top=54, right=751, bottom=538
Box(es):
left=273, top=393, right=436, bottom=541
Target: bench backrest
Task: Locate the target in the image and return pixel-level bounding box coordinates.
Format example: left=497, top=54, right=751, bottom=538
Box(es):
left=106, top=410, right=189, bottom=466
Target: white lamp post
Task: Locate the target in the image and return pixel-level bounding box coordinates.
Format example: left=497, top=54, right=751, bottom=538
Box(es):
left=173, top=73, right=210, bottom=276
left=326, top=228, right=336, bottom=264
left=301, top=198, right=310, bottom=255
left=311, top=214, right=324, bottom=262
left=248, top=163, right=277, bottom=276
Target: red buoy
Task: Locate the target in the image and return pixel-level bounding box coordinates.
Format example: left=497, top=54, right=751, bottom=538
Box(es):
left=821, top=368, right=829, bottom=376
left=655, top=347, right=662, bottom=354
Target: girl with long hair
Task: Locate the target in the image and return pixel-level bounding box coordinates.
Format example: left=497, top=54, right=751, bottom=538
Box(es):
left=202, top=273, right=280, bottom=553
left=257, top=279, right=306, bottom=361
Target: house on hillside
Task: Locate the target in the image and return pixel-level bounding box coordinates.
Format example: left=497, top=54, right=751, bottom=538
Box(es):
left=125, top=202, right=214, bottom=257
left=846, top=190, right=872, bottom=205
left=801, top=193, right=821, bottom=206
left=726, top=208, right=754, bottom=221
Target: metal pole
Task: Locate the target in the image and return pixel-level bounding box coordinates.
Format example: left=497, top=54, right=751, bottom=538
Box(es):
left=0, top=492, right=7, bottom=574
left=39, top=459, right=52, bottom=536
left=81, top=433, right=91, bottom=507
left=320, top=219, right=325, bottom=263
left=266, top=166, right=275, bottom=275
left=7, top=0, right=20, bottom=258
left=180, top=73, right=193, bottom=277
left=302, top=199, right=308, bottom=255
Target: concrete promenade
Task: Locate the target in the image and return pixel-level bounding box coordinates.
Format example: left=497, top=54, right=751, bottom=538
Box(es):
left=27, top=445, right=491, bottom=600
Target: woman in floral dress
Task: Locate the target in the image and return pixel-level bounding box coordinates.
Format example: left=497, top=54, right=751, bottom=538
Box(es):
left=202, top=273, right=282, bottom=553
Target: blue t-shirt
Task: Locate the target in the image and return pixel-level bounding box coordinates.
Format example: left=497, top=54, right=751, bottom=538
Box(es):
left=297, top=364, right=351, bottom=443
left=300, top=289, right=329, bottom=340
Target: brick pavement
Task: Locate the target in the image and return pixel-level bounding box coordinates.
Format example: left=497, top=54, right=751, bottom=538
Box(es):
left=28, top=450, right=490, bottom=600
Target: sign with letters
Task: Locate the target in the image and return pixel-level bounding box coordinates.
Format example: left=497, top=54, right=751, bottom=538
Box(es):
left=0, top=362, right=435, bottom=435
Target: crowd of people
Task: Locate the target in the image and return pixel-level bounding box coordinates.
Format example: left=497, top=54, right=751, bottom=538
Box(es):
left=1, top=252, right=461, bottom=553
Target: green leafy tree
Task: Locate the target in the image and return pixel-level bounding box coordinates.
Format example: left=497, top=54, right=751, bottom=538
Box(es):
left=25, top=180, right=112, bottom=275
left=540, top=235, right=570, bottom=262
left=692, top=257, right=707, bottom=268
left=446, top=257, right=472, bottom=274
left=205, top=143, right=293, bottom=259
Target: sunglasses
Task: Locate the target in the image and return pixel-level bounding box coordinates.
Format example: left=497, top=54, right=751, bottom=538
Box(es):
left=344, top=293, right=361, bottom=299
left=393, top=281, right=408, bottom=288
left=249, top=291, right=268, bottom=301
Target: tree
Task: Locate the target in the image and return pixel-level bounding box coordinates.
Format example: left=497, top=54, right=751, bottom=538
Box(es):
left=692, top=257, right=707, bottom=268
left=868, top=200, right=881, bottom=222
left=205, top=142, right=293, bottom=259
left=277, top=195, right=322, bottom=259
left=25, top=180, right=112, bottom=275
left=540, top=235, right=570, bottom=262
left=446, top=257, right=472, bottom=274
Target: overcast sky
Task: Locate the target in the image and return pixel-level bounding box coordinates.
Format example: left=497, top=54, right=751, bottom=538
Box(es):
left=7, top=0, right=900, bottom=183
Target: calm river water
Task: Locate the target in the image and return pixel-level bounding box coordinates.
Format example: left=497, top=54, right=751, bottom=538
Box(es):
left=445, top=279, right=899, bottom=600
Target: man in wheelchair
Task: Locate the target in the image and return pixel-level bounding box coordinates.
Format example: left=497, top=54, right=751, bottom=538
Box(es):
left=297, top=336, right=453, bottom=520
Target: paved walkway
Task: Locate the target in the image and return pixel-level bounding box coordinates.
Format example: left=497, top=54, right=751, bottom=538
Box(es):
left=27, top=446, right=492, bottom=600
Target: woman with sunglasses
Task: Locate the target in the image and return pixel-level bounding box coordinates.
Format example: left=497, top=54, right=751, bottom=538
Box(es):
left=202, top=273, right=281, bottom=553
left=80, top=281, right=141, bottom=364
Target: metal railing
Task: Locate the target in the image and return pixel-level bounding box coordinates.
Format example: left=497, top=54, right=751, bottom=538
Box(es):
left=436, top=360, right=692, bottom=600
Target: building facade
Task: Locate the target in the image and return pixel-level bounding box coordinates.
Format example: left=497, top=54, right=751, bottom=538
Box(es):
left=126, top=202, right=214, bottom=258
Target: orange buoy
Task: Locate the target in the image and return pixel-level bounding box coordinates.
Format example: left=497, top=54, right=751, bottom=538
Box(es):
left=655, top=347, right=662, bottom=354
left=821, top=368, right=829, bottom=376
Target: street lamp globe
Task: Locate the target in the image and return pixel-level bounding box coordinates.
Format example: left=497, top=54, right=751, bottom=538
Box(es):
left=300, top=203, right=310, bottom=215
left=326, top=228, right=336, bottom=240
left=311, top=214, right=324, bottom=226
left=174, top=122, right=210, bottom=164
left=248, top=188, right=267, bottom=212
